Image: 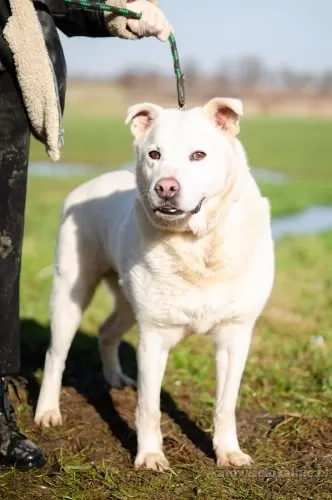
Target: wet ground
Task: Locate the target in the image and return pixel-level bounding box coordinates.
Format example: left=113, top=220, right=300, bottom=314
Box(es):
left=30, top=161, right=332, bottom=240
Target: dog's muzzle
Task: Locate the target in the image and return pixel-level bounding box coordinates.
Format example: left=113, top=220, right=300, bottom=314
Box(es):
left=153, top=198, right=205, bottom=217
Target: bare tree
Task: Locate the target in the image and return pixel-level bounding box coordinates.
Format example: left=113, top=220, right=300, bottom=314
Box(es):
left=183, top=59, right=200, bottom=87
left=317, top=71, right=332, bottom=94
left=237, top=56, right=266, bottom=88
left=280, top=68, right=316, bottom=91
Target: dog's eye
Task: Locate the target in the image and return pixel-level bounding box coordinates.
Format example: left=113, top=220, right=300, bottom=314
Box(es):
left=190, top=151, right=206, bottom=161
left=148, top=150, right=161, bottom=160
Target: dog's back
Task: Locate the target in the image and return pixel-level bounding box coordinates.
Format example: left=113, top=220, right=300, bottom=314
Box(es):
left=58, top=169, right=137, bottom=273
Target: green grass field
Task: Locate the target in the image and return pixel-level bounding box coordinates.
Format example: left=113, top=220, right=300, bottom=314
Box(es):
left=1, top=114, right=332, bottom=499
left=31, top=114, right=332, bottom=217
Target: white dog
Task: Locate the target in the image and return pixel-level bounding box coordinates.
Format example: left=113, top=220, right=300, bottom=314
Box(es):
left=34, top=98, right=274, bottom=470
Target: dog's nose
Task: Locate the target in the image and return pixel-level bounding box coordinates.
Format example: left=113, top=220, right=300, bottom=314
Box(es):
left=154, top=177, right=180, bottom=200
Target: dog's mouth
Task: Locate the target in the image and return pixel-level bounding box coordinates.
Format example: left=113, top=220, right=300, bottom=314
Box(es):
left=153, top=198, right=205, bottom=218
left=190, top=198, right=205, bottom=215
left=154, top=205, right=184, bottom=216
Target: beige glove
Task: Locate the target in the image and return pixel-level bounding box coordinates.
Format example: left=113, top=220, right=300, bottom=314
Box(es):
left=127, top=0, right=172, bottom=41
left=105, top=0, right=172, bottom=41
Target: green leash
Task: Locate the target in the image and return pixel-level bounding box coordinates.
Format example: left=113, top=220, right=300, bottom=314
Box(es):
left=63, top=0, right=186, bottom=109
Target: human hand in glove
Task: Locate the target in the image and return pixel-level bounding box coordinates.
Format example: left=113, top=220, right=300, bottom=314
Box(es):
left=126, top=0, right=172, bottom=41
left=105, top=0, right=172, bottom=41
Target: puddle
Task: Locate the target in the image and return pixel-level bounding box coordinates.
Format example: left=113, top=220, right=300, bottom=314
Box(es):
left=272, top=206, right=332, bottom=240
left=29, top=162, right=332, bottom=239
left=123, top=164, right=288, bottom=185
left=30, top=162, right=287, bottom=185
left=251, top=167, right=287, bottom=184
left=29, top=162, right=96, bottom=177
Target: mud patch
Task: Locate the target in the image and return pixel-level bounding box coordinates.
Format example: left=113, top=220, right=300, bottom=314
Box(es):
left=13, top=385, right=332, bottom=469
left=0, top=233, right=13, bottom=259
left=2, top=321, right=329, bottom=499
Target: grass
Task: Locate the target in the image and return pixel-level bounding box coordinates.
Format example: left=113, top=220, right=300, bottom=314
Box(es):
left=31, top=113, right=132, bottom=167
left=30, top=113, right=332, bottom=180
left=0, top=113, right=331, bottom=499
left=239, top=117, right=332, bottom=181
left=30, top=113, right=332, bottom=217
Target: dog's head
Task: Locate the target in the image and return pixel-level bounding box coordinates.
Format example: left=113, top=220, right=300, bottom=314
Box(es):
left=125, top=98, right=243, bottom=230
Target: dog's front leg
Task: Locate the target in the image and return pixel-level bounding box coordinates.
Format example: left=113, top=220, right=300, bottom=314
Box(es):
left=134, top=326, right=174, bottom=471
left=213, top=322, right=254, bottom=467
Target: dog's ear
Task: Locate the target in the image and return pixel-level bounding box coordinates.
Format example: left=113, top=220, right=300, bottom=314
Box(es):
left=125, top=103, right=163, bottom=141
left=203, top=98, right=243, bottom=136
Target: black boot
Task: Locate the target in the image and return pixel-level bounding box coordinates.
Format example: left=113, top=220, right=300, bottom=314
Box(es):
left=0, top=377, right=46, bottom=468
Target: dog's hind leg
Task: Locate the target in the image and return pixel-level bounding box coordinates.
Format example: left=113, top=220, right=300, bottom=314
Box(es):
left=98, top=273, right=136, bottom=388
left=35, top=211, right=100, bottom=427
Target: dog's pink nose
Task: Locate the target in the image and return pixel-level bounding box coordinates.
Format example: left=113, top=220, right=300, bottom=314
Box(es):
left=154, top=177, right=180, bottom=200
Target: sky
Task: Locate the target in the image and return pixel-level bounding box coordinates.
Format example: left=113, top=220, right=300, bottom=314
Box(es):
left=59, top=0, right=332, bottom=77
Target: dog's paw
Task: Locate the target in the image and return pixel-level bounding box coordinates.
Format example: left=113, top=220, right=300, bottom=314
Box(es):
left=34, top=409, right=62, bottom=428
left=135, top=451, right=169, bottom=471
left=105, top=370, right=136, bottom=389
left=216, top=450, right=253, bottom=467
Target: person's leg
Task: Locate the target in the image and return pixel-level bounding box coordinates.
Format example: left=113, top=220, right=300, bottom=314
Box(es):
left=0, top=69, right=45, bottom=468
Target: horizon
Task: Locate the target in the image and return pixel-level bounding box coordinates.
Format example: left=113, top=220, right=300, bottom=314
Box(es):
left=59, top=0, right=331, bottom=78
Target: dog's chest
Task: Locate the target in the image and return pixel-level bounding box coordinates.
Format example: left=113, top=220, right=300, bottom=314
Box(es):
left=167, top=282, right=240, bottom=334
left=130, top=268, right=254, bottom=335
left=123, top=205, right=274, bottom=335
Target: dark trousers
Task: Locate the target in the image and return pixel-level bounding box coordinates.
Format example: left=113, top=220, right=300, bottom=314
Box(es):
left=0, top=70, right=30, bottom=376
